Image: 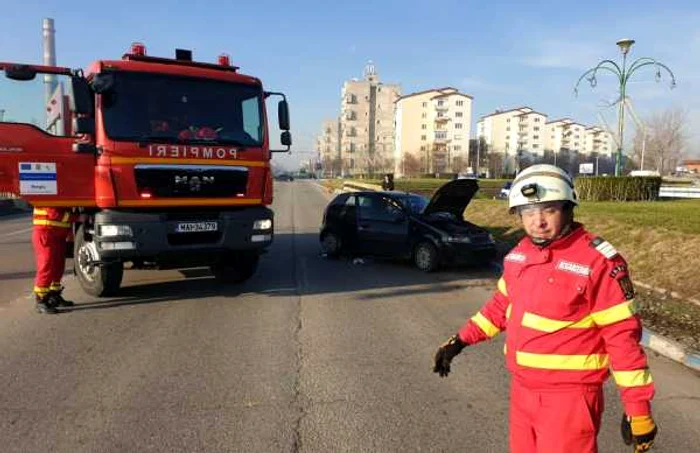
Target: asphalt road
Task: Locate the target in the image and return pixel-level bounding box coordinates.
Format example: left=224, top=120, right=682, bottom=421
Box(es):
left=0, top=181, right=698, bottom=452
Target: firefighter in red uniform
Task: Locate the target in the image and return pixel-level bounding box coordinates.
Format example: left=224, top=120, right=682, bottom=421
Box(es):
left=433, top=164, right=657, bottom=453
left=32, top=207, right=75, bottom=314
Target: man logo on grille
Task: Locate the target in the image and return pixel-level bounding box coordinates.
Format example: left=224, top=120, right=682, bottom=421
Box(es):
left=174, top=175, right=215, bottom=192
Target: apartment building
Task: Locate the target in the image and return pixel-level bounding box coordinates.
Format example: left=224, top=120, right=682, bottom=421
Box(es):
left=338, top=62, right=401, bottom=175
left=544, top=119, right=588, bottom=154
left=585, top=126, right=616, bottom=156
left=478, top=108, right=615, bottom=162
left=477, top=107, right=545, bottom=155
left=316, top=118, right=341, bottom=175
left=394, top=87, right=472, bottom=176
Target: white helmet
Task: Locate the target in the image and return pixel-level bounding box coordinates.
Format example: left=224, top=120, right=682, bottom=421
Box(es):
left=508, top=164, right=578, bottom=212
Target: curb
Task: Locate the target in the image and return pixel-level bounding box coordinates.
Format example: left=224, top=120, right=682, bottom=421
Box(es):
left=641, top=328, right=700, bottom=372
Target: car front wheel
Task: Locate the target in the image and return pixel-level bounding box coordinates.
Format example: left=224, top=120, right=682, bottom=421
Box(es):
left=414, top=241, right=440, bottom=272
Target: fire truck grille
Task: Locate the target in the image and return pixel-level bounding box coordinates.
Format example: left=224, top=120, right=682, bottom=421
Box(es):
left=134, top=165, right=249, bottom=198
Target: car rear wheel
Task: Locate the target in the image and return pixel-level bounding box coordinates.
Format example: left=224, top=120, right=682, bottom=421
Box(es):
left=321, top=232, right=342, bottom=258
left=414, top=241, right=440, bottom=272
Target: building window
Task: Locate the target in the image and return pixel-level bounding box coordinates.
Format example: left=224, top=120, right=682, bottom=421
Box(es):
left=422, top=124, right=427, bottom=130
left=421, top=112, right=427, bottom=118
left=456, top=100, right=464, bottom=106
left=533, top=144, right=539, bottom=149
left=534, top=126, right=540, bottom=131
left=422, top=102, right=427, bottom=107
left=506, top=143, right=510, bottom=150
left=535, top=118, right=540, bottom=122
left=455, top=123, right=463, bottom=129
left=438, top=100, right=445, bottom=106
left=533, top=135, right=539, bottom=140
left=506, top=135, right=510, bottom=140
left=454, top=135, right=462, bottom=140
left=420, top=145, right=426, bottom=151
left=507, top=119, right=511, bottom=123
left=456, top=111, right=463, bottom=117
left=421, top=135, right=426, bottom=141
left=507, top=127, right=510, bottom=131
left=454, top=145, right=462, bottom=151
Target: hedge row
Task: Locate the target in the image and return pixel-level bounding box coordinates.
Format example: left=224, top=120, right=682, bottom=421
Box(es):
left=574, top=177, right=662, bottom=201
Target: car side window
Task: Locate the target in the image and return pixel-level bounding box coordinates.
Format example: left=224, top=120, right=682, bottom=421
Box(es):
left=359, top=195, right=403, bottom=222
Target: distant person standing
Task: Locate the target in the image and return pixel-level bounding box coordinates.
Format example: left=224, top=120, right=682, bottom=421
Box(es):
left=381, top=173, right=394, bottom=191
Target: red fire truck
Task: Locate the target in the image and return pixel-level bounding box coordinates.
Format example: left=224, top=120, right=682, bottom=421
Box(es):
left=0, top=43, right=291, bottom=296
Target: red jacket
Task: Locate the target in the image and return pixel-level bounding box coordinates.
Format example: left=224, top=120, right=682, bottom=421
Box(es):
left=459, top=223, right=654, bottom=416
left=33, top=207, right=74, bottom=229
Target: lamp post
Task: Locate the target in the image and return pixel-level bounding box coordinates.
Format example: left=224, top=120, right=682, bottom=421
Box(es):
left=574, top=39, right=676, bottom=176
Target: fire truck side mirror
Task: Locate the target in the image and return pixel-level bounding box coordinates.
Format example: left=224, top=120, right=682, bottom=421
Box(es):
left=278, top=100, right=290, bottom=131
left=281, top=131, right=292, bottom=147
left=70, top=77, right=94, bottom=117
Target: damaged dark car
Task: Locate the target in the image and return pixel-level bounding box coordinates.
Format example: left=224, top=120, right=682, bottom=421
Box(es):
left=319, top=179, right=496, bottom=272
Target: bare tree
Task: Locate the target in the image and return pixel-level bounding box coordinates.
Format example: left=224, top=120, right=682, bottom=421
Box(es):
left=451, top=155, right=468, bottom=174
left=401, top=152, right=422, bottom=177
left=631, top=108, right=687, bottom=175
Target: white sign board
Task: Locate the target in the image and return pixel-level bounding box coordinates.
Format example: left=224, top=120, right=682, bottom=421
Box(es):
left=19, top=162, right=57, bottom=195
left=579, top=163, right=594, bottom=175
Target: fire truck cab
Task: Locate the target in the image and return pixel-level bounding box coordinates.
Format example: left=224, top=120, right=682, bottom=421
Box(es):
left=0, top=44, right=291, bottom=296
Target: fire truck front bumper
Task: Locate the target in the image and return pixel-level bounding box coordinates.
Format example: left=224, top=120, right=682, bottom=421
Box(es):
left=91, top=207, right=274, bottom=264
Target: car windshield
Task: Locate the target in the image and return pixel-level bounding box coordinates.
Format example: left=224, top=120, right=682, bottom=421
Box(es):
left=394, top=194, right=429, bottom=214
left=100, top=71, right=264, bottom=146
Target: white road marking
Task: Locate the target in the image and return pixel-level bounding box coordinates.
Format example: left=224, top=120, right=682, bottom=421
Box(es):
left=3, top=227, right=33, bottom=237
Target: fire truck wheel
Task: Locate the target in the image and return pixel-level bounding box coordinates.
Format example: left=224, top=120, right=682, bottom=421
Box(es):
left=210, top=251, right=260, bottom=284
left=74, top=224, right=124, bottom=297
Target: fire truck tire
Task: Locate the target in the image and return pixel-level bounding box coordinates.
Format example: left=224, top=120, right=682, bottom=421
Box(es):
left=210, top=251, right=260, bottom=284
left=74, top=224, right=124, bottom=297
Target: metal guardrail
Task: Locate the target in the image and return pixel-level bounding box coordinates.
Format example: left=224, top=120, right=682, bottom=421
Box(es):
left=658, top=186, right=700, bottom=199
left=342, top=181, right=383, bottom=192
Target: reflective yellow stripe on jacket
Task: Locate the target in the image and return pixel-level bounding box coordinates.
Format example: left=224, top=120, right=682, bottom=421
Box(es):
left=33, top=209, right=71, bottom=228
left=612, top=369, right=654, bottom=387
left=516, top=351, right=610, bottom=370
left=472, top=312, right=500, bottom=338
left=521, top=300, right=636, bottom=333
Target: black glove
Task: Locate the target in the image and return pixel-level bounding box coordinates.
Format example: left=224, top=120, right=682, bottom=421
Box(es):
left=433, top=334, right=466, bottom=377
left=621, top=413, right=658, bottom=452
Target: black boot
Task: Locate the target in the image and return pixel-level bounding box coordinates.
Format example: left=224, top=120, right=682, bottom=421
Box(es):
left=35, top=295, right=59, bottom=314
left=49, top=291, right=74, bottom=307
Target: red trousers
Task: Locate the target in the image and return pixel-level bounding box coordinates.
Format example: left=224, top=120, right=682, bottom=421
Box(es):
left=510, top=378, right=604, bottom=453
left=32, top=226, right=69, bottom=297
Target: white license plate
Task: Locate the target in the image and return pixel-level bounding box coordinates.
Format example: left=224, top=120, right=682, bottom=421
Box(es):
left=175, top=221, right=218, bottom=233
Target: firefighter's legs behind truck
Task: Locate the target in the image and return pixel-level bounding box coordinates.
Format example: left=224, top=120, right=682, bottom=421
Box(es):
left=32, top=227, right=72, bottom=314
left=509, top=378, right=604, bottom=453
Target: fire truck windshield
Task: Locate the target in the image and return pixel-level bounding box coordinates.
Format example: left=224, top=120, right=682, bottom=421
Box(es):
left=100, top=71, right=264, bottom=147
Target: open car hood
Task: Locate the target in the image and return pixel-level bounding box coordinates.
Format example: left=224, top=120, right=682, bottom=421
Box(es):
left=422, top=178, right=479, bottom=218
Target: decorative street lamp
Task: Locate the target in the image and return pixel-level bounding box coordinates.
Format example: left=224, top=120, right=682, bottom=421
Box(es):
left=574, top=39, right=676, bottom=176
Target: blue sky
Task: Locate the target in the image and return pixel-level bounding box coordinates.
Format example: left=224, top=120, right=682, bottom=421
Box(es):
left=1, top=0, right=698, bottom=170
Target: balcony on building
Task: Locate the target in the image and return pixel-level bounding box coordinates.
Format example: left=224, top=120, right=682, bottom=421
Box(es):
left=434, top=132, right=450, bottom=144
left=434, top=101, right=449, bottom=111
